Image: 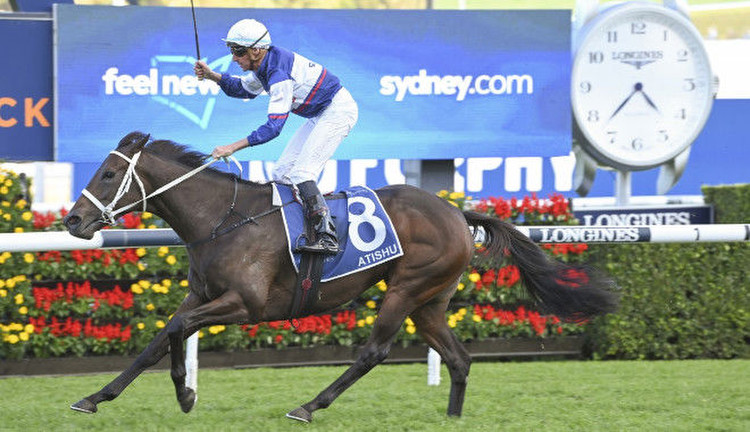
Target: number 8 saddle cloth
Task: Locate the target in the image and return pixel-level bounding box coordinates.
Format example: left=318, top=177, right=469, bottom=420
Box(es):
left=272, top=183, right=404, bottom=282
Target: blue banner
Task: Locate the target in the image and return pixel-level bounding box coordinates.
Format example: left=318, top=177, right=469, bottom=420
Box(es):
left=0, top=17, right=53, bottom=161
left=55, top=5, right=571, bottom=163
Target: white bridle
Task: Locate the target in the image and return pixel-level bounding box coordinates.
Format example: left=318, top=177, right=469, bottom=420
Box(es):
left=82, top=150, right=239, bottom=225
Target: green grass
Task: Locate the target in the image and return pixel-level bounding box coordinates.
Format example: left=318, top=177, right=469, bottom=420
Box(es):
left=1, top=360, right=748, bottom=431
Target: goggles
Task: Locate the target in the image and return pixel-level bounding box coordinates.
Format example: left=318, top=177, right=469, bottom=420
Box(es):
left=227, top=30, right=269, bottom=57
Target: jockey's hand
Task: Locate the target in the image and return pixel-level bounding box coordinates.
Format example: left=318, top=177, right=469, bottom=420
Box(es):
left=194, top=61, right=218, bottom=82
left=211, top=144, right=236, bottom=159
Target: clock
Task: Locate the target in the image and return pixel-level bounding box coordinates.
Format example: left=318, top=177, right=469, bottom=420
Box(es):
left=571, top=1, right=716, bottom=176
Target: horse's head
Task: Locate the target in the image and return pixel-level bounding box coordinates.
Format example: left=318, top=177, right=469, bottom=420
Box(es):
left=63, top=131, right=151, bottom=239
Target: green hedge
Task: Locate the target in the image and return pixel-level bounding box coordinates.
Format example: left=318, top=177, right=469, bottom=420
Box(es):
left=702, top=183, right=750, bottom=223
left=589, top=184, right=750, bottom=360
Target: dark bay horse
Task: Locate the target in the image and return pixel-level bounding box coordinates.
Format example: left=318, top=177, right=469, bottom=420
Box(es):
left=63, top=132, right=617, bottom=422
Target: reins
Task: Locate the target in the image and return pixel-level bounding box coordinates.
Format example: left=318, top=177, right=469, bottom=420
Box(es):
left=82, top=149, right=293, bottom=248
left=83, top=150, right=224, bottom=225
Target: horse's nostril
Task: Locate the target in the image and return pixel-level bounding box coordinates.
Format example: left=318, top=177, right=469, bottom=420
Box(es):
left=64, top=215, right=81, bottom=228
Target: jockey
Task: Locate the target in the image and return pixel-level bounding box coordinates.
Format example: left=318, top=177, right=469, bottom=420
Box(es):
left=194, top=19, right=358, bottom=255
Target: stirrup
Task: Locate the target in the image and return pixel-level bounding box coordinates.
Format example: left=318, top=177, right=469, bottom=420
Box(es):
left=297, top=234, right=339, bottom=255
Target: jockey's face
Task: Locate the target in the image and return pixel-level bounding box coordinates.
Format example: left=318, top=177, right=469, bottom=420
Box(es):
left=233, top=47, right=266, bottom=72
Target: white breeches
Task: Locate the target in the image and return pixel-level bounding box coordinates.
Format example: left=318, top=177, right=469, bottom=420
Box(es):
left=272, top=87, right=358, bottom=185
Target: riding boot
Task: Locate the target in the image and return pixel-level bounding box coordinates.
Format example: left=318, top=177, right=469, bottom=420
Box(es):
left=296, top=180, right=339, bottom=254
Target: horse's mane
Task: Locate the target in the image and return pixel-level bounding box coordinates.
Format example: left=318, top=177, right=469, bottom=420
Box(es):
left=125, top=138, right=257, bottom=185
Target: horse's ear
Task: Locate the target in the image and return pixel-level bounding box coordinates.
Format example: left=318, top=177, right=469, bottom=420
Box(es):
left=117, top=131, right=150, bottom=151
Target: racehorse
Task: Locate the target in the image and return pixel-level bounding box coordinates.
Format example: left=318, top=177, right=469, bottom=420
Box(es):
left=63, top=132, right=617, bottom=422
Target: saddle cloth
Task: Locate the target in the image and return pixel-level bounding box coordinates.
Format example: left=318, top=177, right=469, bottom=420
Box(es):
left=272, top=183, right=403, bottom=282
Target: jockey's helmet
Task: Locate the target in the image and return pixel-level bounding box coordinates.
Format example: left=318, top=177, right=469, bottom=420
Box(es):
left=222, top=19, right=271, bottom=49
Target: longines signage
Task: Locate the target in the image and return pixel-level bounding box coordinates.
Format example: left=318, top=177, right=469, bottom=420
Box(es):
left=573, top=205, right=713, bottom=226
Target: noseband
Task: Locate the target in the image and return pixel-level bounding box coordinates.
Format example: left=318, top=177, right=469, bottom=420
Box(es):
left=82, top=150, right=228, bottom=225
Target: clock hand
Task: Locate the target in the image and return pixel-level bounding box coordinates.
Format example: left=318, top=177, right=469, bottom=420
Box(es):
left=608, top=83, right=640, bottom=121
left=638, top=87, right=660, bottom=113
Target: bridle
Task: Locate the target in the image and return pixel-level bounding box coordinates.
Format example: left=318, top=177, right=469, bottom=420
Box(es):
left=82, top=150, right=225, bottom=225
left=81, top=149, right=289, bottom=246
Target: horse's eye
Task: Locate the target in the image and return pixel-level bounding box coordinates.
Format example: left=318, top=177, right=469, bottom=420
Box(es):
left=102, top=171, right=115, bottom=179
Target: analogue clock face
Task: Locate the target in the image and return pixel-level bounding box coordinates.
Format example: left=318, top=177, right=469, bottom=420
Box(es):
left=571, top=4, right=714, bottom=170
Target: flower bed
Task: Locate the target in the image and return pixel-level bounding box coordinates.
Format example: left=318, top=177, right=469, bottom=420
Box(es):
left=0, top=166, right=592, bottom=360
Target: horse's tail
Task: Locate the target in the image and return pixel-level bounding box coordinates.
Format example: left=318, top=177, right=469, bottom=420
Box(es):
left=463, top=210, right=618, bottom=321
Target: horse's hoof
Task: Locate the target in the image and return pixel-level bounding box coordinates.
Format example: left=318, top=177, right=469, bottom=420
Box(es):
left=179, top=388, right=197, bottom=413
left=70, top=399, right=97, bottom=414
left=286, top=406, right=312, bottom=423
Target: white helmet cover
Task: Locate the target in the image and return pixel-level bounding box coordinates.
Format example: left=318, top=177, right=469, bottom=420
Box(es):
left=222, top=19, right=272, bottom=48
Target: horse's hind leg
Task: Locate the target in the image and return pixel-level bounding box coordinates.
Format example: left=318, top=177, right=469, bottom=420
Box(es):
left=286, top=295, right=414, bottom=423
left=165, top=290, right=250, bottom=413
left=410, top=300, right=471, bottom=417
left=70, top=293, right=202, bottom=414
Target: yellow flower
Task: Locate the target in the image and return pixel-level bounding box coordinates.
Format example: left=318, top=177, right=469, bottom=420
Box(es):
left=24, top=324, right=34, bottom=333
left=365, top=316, right=375, bottom=325
left=179, top=280, right=189, bottom=287
left=458, top=308, right=467, bottom=316
left=135, top=248, right=147, bottom=257
left=157, top=247, right=169, bottom=257
left=4, top=179, right=11, bottom=187
left=14, top=293, right=24, bottom=304
left=137, top=263, right=146, bottom=271
left=19, top=332, right=29, bottom=341
left=366, top=300, right=376, bottom=309
left=148, top=224, right=157, bottom=229
left=146, top=303, right=155, bottom=311
left=130, top=284, right=143, bottom=294
left=14, top=227, right=23, bottom=233
left=137, top=323, right=145, bottom=330
left=161, top=279, right=172, bottom=288
left=457, top=283, right=465, bottom=291
left=208, top=325, right=226, bottom=334
left=15, top=275, right=26, bottom=282
left=137, top=223, right=145, bottom=229
left=1, top=201, right=9, bottom=207
left=18, top=306, right=28, bottom=315
left=165, top=255, right=177, bottom=265
left=5, top=334, right=19, bottom=344
left=357, top=319, right=365, bottom=328
left=6, top=279, right=16, bottom=288
left=376, top=280, right=387, bottom=292
left=15, top=199, right=27, bottom=209
left=152, top=284, right=163, bottom=294
left=9, top=323, right=22, bottom=331
left=141, top=211, right=153, bottom=219
left=405, top=317, right=414, bottom=327
left=437, top=190, right=449, bottom=198
left=3, top=214, right=11, bottom=221
left=449, top=191, right=464, bottom=200
left=473, top=314, right=482, bottom=322
left=23, top=253, right=34, bottom=263
left=448, top=319, right=457, bottom=328
left=138, top=280, right=151, bottom=289
left=468, top=272, right=481, bottom=283
left=0, top=289, right=6, bottom=297
left=21, top=211, right=32, bottom=221
left=405, top=325, right=416, bottom=334
left=0, top=186, right=8, bottom=195
left=448, top=201, right=459, bottom=207
left=198, top=330, right=205, bottom=339
left=156, top=320, right=166, bottom=329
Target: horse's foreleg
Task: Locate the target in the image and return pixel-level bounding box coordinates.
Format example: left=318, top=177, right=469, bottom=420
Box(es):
left=165, top=290, right=250, bottom=414
left=286, top=296, right=413, bottom=423
left=70, top=293, right=203, bottom=414
left=410, top=300, right=471, bottom=417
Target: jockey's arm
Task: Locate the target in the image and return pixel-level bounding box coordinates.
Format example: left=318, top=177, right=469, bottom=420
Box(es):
left=213, top=78, right=293, bottom=158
